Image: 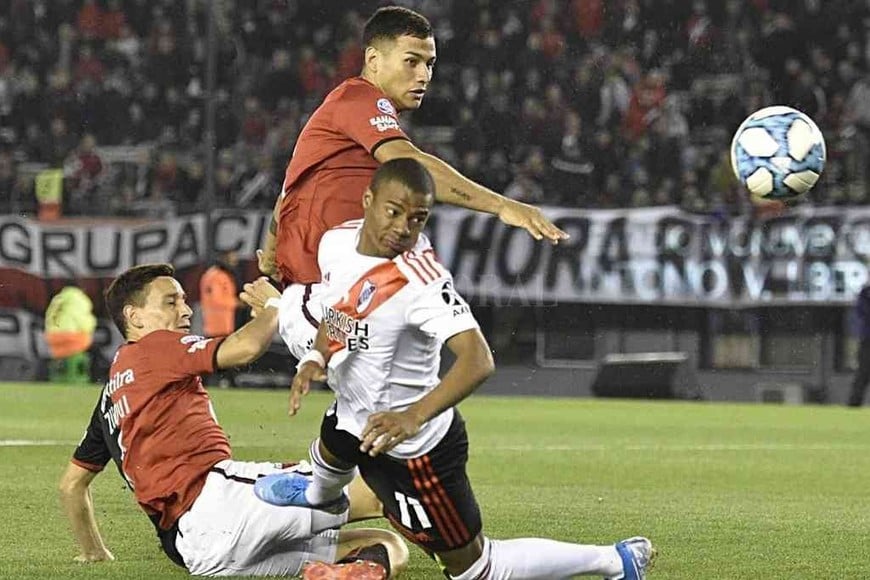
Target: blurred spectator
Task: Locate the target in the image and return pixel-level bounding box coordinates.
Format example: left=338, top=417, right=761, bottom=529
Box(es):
left=504, top=148, right=547, bottom=204
left=551, top=111, right=595, bottom=204
left=37, top=117, right=77, bottom=167
left=44, top=286, right=97, bottom=383
left=64, top=133, right=103, bottom=214
left=200, top=255, right=240, bottom=339
left=849, top=284, right=870, bottom=407
left=0, top=149, right=15, bottom=193
left=571, top=0, right=604, bottom=41
left=624, top=71, right=667, bottom=142
left=239, top=96, right=268, bottom=148
left=76, top=0, right=102, bottom=41
left=101, top=0, right=126, bottom=40
left=73, top=44, right=105, bottom=86
left=257, top=49, right=298, bottom=110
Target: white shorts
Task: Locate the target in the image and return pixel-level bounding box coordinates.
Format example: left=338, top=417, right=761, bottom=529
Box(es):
left=175, top=459, right=347, bottom=577
left=277, top=283, right=323, bottom=361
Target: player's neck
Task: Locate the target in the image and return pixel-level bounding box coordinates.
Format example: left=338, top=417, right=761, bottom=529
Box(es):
left=360, top=70, right=384, bottom=94
left=356, top=233, right=393, bottom=260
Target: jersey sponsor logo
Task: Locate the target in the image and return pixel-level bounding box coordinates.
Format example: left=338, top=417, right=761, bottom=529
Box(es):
left=187, top=337, right=213, bottom=353
left=324, top=306, right=370, bottom=352
left=377, top=97, right=397, bottom=116
left=105, top=368, right=135, bottom=396
left=357, top=280, right=377, bottom=313
left=441, top=281, right=470, bottom=316
left=370, top=115, right=400, bottom=132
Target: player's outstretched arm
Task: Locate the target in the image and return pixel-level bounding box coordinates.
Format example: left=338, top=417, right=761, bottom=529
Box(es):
left=216, top=277, right=280, bottom=369
left=374, top=139, right=569, bottom=244
left=58, top=463, right=115, bottom=564
left=360, top=328, right=494, bottom=456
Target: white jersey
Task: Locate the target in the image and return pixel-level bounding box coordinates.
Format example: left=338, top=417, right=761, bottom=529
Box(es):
left=318, top=220, right=479, bottom=459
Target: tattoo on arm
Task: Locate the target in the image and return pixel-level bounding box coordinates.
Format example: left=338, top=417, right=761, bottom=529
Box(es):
left=450, top=187, right=472, bottom=202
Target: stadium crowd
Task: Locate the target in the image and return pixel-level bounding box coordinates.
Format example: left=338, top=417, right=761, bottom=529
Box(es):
left=0, top=0, right=868, bottom=217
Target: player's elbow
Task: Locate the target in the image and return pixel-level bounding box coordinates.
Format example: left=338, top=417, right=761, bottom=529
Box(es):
left=221, top=345, right=261, bottom=368
left=216, top=336, right=269, bottom=368
left=470, top=343, right=495, bottom=382
left=235, top=342, right=266, bottom=365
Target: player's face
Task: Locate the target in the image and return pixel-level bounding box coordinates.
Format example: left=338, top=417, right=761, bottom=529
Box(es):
left=361, top=180, right=432, bottom=258
left=371, top=35, right=436, bottom=111
left=129, top=277, right=193, bottom=336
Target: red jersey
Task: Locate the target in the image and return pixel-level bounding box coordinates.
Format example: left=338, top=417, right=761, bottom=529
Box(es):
left=276, top=76, right=409, bottom=285
left=73, top=329, right=230, bottom=529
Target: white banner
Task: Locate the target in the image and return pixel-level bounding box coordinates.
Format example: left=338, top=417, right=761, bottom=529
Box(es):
left=0, top=211, right=269, bottom=278
left=429, top=205, right=870, bottom=306
left=2, top=206, right=870, bottom=307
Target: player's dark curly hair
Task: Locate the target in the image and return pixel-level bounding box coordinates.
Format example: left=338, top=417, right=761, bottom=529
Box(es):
left=371, top=157, right=435, bottom=198
left=105, top=263, right=175, bottom=338
left=363, top=6, right=433, bottom=47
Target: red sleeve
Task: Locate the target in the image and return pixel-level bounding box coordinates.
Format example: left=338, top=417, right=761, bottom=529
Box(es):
left=142, top=330, right=224, bottom=382
left=332, top=84, right=408, bottom=153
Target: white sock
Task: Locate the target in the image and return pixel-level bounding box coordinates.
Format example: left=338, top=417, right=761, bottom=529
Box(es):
left=304, top=438, right=356, bottom=505
left=450, top=536, right=623, bottom=580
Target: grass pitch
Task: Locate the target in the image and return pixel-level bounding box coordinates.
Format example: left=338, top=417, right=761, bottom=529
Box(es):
left=1, top=382, right=868, bottom=579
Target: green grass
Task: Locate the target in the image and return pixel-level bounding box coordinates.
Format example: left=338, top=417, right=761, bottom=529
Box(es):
left=1, top=383, right=869, bottom=579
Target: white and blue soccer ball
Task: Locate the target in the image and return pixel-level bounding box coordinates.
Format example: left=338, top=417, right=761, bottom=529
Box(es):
left=730, top=105, right=826, bottom=200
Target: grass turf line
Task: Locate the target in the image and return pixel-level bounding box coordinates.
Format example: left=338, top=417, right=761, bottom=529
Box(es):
left=1, top=383, right=868, bottom=579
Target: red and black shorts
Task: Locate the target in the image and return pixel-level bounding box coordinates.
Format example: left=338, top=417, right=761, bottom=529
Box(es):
left=320, top=406, right=482, bottom=553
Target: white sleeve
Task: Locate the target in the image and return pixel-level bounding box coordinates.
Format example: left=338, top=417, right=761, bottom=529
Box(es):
left=317, top=232, right=333, bottom=281
left=406, top=278, right=479, bottom=342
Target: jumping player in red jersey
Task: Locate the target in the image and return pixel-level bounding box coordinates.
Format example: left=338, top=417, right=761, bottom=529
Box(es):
left=259, top=6, right=568, bottom=287
left=58, top=264, right=408, bottom=579
left=259, top=5, right=568, bottom=360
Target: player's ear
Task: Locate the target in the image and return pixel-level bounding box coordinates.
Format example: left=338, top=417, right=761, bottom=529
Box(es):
left=123, top=304, right=142, bottom=330
left=364, top=45, right=379, bottom=74
left=362, top=188, right=374, bottom=209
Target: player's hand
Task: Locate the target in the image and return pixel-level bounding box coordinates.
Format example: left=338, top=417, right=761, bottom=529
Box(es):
left=240, top=277, right=281, bottom=317
left=359, top=410, right=423, bottom=457
left=289, top=362, right=326, bottom=416
left=498, top=198, right=569, bottom=244
left=74, top=548, right=114, bottom=563
left=257, top=248, right=279, bottom=282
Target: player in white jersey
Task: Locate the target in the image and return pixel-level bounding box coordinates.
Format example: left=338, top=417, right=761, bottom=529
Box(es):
left=313, top=217, right=465, bottom=460
left=257, top=159, right=656, bottom=580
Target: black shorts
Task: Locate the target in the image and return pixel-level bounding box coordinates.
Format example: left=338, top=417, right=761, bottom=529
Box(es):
left=320, top=405, right=482, bottom=553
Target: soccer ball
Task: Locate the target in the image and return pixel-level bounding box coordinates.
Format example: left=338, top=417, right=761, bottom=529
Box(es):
left=730, top=106, right=826, bottom=200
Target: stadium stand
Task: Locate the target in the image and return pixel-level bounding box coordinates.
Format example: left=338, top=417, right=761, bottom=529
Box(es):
left=1, top=0, right=868, bottom=217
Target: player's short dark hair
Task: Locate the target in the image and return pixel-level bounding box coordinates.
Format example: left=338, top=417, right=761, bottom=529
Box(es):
left=371, top=157, right=435, bottom=198
left=363, top=6, right=433, bottom=47
left=105, top=263, right=175, bottom=338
